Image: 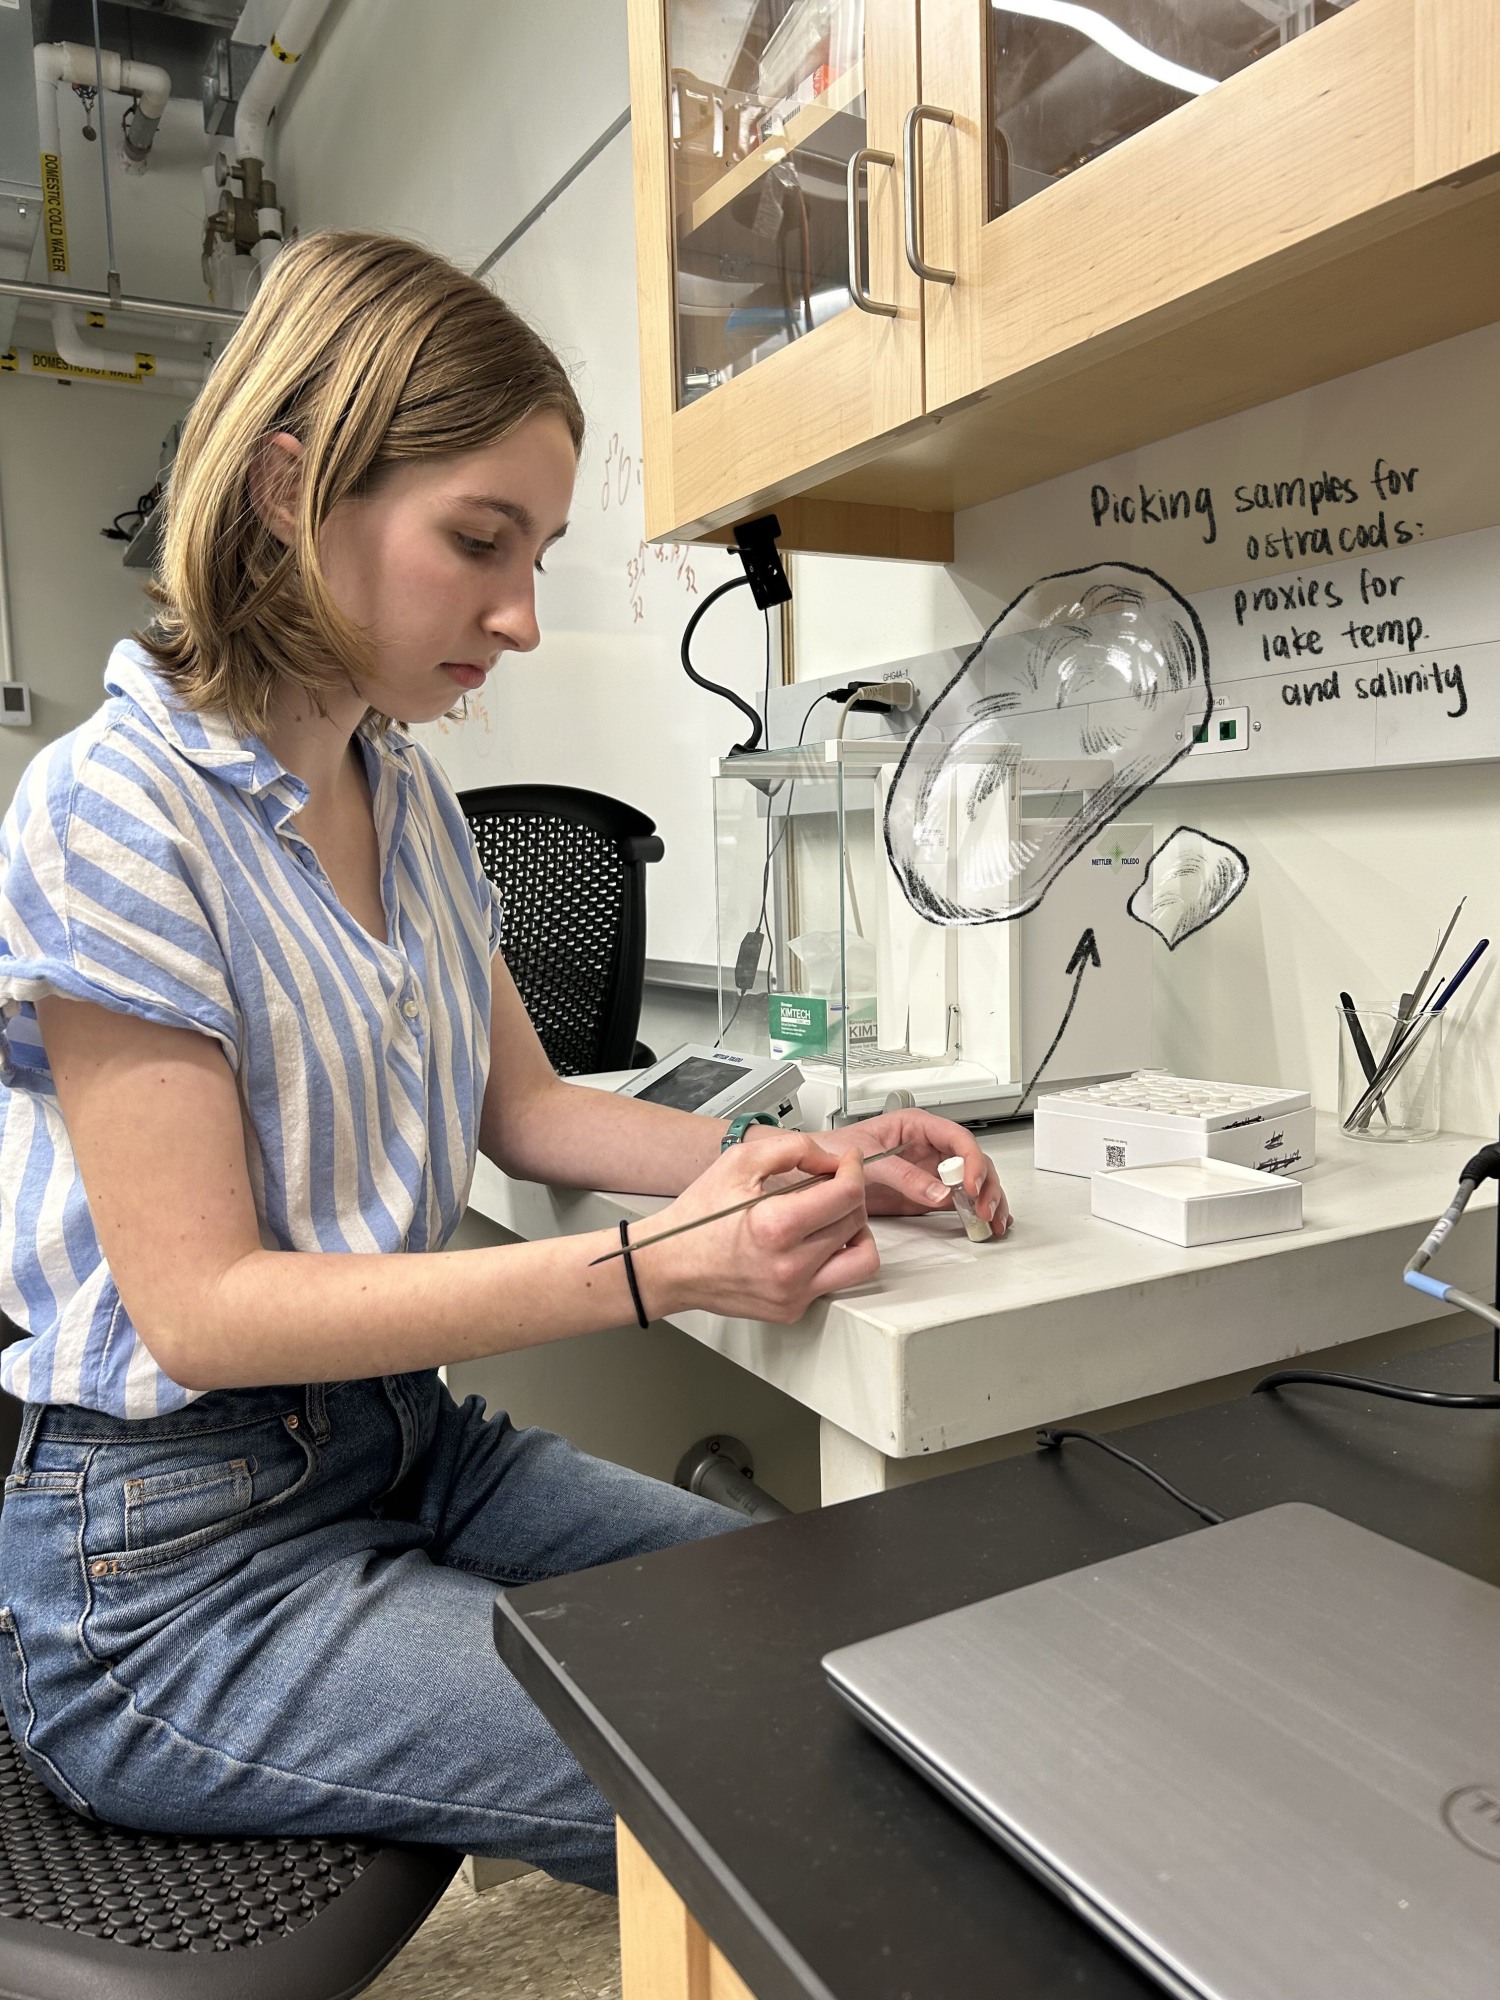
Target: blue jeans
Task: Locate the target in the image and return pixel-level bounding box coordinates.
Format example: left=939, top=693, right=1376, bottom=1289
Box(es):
left=0, top=1373, right=742, bottom=1894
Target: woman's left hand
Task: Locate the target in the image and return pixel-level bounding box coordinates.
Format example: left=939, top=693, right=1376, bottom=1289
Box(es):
left=797, top=1110, right=1011, bottom=1232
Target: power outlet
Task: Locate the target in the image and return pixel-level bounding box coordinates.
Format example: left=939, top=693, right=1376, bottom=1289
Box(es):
left=1190, top=704, right=1248, bottom=755
left=0, top=683, right=31, bottom=728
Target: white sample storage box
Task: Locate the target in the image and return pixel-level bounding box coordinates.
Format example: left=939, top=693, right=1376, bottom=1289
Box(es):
left=1034, top=1073, right=1313, bottom=1178
left=1091, top=1158, right=1304, bottom=1247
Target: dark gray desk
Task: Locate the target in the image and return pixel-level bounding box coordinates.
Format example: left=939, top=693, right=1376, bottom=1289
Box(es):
left=494, top=1335, right=1500, bottom=2000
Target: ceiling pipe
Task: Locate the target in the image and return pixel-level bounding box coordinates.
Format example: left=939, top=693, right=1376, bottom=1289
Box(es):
left=233, top=0, right=335, bottom=202
left=32, top=43, right=209, bottom=389
left=0, top=347, right=189, bottom=395
left=0, top=276, right=241, bottom=328
left=33, top=41, right=172, bottom=172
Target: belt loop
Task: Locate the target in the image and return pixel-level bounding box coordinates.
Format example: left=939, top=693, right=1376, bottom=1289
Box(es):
left=304, top=1382, right=330, bottom=1445
left=9, top=1403, right=44, bottom=1485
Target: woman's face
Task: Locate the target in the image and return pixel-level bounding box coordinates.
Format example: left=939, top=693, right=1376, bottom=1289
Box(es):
left=315, top=410, right=577, bottom=724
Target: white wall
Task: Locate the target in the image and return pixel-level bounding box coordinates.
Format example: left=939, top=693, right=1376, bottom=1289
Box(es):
left=275, top=0, right=630, bottom=259
left=0, top=375, right=191, bottom=804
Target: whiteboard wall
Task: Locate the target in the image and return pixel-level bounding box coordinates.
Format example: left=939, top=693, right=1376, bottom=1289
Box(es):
left=786, top=321, right=1500, bottom=793
left=412, top=124, right=767, bottom=971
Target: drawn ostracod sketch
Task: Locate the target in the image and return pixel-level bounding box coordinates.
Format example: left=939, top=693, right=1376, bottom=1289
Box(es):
left=1128, top=825, right=1250, bottom=949
left=882, top=563, right=1211, bottom=925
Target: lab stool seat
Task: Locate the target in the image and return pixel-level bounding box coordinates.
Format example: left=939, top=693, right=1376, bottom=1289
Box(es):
left=0, top=1709, right=459, bottom=1999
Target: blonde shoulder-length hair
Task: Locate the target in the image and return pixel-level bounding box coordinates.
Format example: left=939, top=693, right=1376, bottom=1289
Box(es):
left=143, top=230, right=585, bottom=736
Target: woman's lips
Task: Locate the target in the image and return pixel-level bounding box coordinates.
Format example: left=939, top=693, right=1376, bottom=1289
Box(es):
left=441, top=662, right=486, bottom=691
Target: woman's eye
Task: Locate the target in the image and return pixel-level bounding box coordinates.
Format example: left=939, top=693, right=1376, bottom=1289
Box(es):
left=456, top=534, right=494, bottom=559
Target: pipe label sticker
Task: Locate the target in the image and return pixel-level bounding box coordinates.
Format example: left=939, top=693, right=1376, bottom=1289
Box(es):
left=40, top=154, right=67, bottom=274
left=28, top=349, right=142, bottom=385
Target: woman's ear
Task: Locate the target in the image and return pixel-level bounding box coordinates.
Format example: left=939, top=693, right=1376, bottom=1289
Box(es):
left=247, top=432, right=304, bottom=545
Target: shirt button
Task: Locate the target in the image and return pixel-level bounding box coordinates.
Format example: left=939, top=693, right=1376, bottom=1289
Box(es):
left=401, top=998, right=420, bottom=1020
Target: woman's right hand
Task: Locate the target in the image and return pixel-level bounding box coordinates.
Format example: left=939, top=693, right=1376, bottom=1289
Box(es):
left=631, top=1132, right=879, bottom=1324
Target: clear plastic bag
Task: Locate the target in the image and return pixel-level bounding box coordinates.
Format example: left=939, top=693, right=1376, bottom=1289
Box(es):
left=883, top=563, right=1210, bottom=925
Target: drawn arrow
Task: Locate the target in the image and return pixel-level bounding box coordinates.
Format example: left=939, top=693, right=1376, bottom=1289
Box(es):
left=1016, top=928, right=1101, bottom=1111
left=1066, top=927, right=1101, bottom=977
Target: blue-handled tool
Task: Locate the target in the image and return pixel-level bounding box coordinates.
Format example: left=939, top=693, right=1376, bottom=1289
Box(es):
left=1430, top=938, right=1489, bottom=1013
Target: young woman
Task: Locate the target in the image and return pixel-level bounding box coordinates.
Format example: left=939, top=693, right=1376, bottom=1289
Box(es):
left=0, top=232, right=1008, bottom=1893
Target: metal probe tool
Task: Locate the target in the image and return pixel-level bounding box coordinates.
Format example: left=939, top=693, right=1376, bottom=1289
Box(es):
left=588, top=1145, right=908, bottom=1265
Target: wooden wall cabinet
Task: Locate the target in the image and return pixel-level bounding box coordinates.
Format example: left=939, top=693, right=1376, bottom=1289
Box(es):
left=628, top=0, right=1500, bottom=560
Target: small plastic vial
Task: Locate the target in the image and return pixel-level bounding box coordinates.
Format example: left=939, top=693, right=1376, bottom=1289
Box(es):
left=938, top=1155, right=993, bottom=1243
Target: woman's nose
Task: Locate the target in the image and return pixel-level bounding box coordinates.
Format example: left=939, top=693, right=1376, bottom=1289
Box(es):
left=485, top=577, right=540, bottom=655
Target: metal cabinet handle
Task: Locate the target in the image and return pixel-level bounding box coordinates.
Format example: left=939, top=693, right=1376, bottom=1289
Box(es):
left=846, top=147, right=898, bottom=316
left=902, top=103, right=956, bottom=284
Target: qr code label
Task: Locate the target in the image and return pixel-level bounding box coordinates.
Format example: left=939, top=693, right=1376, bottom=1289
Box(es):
left=1103, top=1142, right=1127, bottom=1169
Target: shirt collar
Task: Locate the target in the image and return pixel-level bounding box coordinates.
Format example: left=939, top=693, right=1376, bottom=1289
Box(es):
left=104, top=641, right=414, bottom=814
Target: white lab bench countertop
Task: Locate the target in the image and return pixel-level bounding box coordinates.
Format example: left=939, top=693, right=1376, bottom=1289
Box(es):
left=467, top=1118, right=1495, bottom=1462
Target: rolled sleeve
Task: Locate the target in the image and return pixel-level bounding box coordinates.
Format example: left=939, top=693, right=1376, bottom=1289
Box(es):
left=0, top=743, right=240, bottom=1090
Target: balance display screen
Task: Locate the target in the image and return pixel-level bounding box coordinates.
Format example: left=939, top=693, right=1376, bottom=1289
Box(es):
left=635, top=1057, right=743, bottom=1112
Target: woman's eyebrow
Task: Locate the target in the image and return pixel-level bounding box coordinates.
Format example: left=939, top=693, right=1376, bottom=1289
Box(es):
left=456, top=497, right=569, bottom=544
left=457, top=496, right=535, bottom=531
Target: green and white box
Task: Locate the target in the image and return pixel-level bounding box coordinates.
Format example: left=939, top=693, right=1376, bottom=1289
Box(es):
left=769, top=993, right=877, bottom=1060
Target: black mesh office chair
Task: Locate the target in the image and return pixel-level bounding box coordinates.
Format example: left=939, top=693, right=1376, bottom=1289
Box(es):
left=460, top=783, right=664, bottom=1076
left=0, top=1313, right=460, bottom=2000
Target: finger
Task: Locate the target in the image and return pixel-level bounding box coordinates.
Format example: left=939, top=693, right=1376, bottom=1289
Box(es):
left=983, top=1176, right=1007, bottom=1225
left=721, top=1131, right=842, bottom=1191
left=863, top=1182, right=936, bottom=1217
left=867, top=1155, right=950, bottom=1209
left=752, top=1149, right=866, bottom=1242
left=806, top=1225, right=880, bottom=1297
left=898, top=1109, right=978, bottom=1161
left=784, top=1206, right=876, bottom=1259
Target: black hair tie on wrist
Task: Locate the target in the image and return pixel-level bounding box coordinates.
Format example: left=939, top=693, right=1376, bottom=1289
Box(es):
left=619, top=1219, right=650, bottom=1328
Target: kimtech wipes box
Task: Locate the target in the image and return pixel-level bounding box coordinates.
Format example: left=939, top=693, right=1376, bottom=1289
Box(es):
left=1034, top=1073, right=1314, bottom=1179
left=768, top=992, right=878, bottom=1061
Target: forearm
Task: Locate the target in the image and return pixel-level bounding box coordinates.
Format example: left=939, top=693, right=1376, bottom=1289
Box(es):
left=161, top=1229, right=645, bottom=1391
left=484, top=1076, right=728, bottom=1197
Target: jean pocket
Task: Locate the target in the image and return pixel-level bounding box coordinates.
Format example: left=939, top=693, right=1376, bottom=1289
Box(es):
left=87, top=1417, right=316, bottom=1573
left=0, top=1608, right=94, bottom=1817
left=123, top=1458, right=255, bottom=1554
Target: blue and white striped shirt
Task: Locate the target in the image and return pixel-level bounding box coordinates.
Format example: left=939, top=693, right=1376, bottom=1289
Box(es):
left=0, top=643, right=503, bottom=1417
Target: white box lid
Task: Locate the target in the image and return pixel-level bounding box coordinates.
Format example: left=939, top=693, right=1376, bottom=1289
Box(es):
left=1039, top=1073, right=1310, bottom=1134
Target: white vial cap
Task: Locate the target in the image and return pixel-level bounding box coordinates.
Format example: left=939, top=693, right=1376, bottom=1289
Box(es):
left=937, top=1155, right=966, bottom=1187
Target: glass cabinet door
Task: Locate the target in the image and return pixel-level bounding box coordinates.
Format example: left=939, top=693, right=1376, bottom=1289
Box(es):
left=917, top=0, right=1377, bottom=426
left=667, top=0, right=873, bottom=405
left=985, top=0, right=1357, bottom=217
left=632, top=0, right=923, bottom=543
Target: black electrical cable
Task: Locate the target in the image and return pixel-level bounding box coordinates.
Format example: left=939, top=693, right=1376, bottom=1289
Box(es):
left=101, top=487, right=159, bottom=541
left=1254, top=1369, right=1500, bottom=1409
left=681, top=576, right=764, bottom=752
left=1036, top=1426, right=1226, bottom=1526
left=1252, top=1147, right=1500, bottom=1411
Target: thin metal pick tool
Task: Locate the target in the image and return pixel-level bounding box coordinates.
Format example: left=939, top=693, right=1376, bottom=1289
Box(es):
left=588, top=1146, right=907, bottom=1265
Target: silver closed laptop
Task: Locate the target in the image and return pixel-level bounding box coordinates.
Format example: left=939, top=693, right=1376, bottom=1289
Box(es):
left=823, top=1504, right=1500, bottom=2000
